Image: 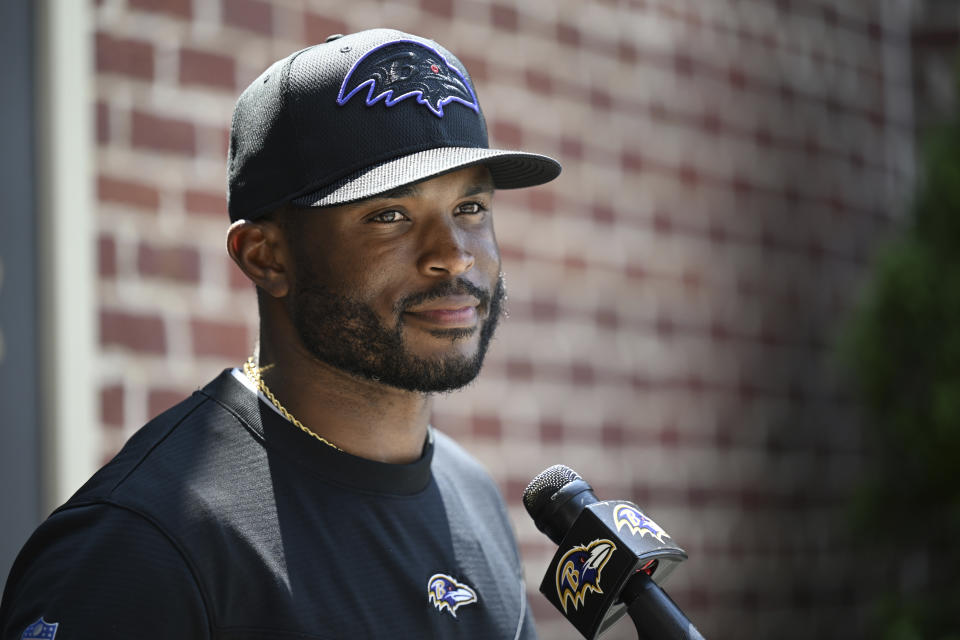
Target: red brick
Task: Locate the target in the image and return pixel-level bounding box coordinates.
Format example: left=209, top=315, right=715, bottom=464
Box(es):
left=677, top=163, right=700, bottom=186
left=223, top=0, right=274, bottom=35
left=728, top=67, right=747, bottom=89
left=131, top=110, right=196, bottom=155
left=457, top=54, right=488, bottom=82
left=99, top=233, right=117, bottom=277
left=660, top=424, right=680, bottom=449
left=821, top=5, right=838, bottom=25
left=471, top=414, right=501, bottom=439
left=96, top=33, right=154, bottom=80
left=570, top=363, right=595, bottom=385
left=228, top=257, right=252, bottom=290
left=223, top=125, right=233, bottom=154
left=101, top=384, right=124, bottom=427
left=100, top=309, right=166, bottom=353
left=618, top=41, right=638, bottom=64
left=304, top=14, right=349, bottom=43
left=419, top=0, right=452, bottom=19
left=648, top=101, right=667, bottom=121
left=191, top=318, right=250, bottom=358
left=779, top=82, right=796, bottom=104
left=184, top=189, right=227, bottom=218
left=559, top=135, right=583, bottom=161
left=849, top=151, right=865, bottom=170
left=527, top=189, right=554, bottom=213
left=96, top=101, right=110, bottom=144
left=179, top=47, right=236, bottom=89
left=539, top=418, right=564, bottom=443
left=557, top=22, right=581, bottom=47
left=129, top=0, right=192, bottom=19
left=674, top=52, right=694, bottom=76
left=524, top=69, right=553, bottom=94
left=754, top=126, right=773, bottom=148
left=591, top=203, right=615, bottom=224
left=708, top=221, right=728, bottom=243
left=498, top=244, right=525, bottom=262
left=590, top=88, right=613, bottom=110
left=138, top=242, right=201, bottom=282
left=729, top=174, right=754, bottom=197
left=601, top=421, right=625, bottom=446
left=625, top=264, right=646, bottom=280
left=491, top=4, right=519, bottom=31
left=491, top=120, right=523, bottom=147
left=209, top=126, right=231, bottom=157
left=685, top=487, right=715, bottom=509
left=655, top=316, right=675, bottom=337
left=505, top=358, right=534, bottom=380
left=98, top=175, right=160, bottom=210
left=148, top=387, right=190, bottom=419
left=530, top=297, right=559, bottom=321
left=595, top=308, right=619, bottom=329
left=621, top=150, right=644, bottom=173
left=682, top=270, right=702, bottom=293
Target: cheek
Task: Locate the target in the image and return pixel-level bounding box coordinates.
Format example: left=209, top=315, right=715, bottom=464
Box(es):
left=472, top=232, right=501, bottom=274
left=295, top=240, right=378, bottom=295
left=334, top=248, right=413, bottom=318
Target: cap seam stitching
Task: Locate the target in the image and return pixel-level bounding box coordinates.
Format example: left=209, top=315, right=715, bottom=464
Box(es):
left=285, top=47, right=313, bottom=199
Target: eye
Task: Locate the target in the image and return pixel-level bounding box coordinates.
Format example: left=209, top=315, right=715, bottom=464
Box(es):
left=456, top=201, right=487, bottom=216
left=368, top=209, right=408, bottom=223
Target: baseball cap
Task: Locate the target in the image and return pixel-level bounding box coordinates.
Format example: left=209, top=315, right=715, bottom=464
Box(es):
left=227, top=28, right=561, bottom=221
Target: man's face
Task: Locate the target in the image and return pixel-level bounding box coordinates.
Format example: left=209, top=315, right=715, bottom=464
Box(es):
left=282, top=166, right=504, bottom=392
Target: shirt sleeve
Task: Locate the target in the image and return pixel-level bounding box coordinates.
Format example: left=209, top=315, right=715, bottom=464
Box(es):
left=1, top=502, right=209, bottom=639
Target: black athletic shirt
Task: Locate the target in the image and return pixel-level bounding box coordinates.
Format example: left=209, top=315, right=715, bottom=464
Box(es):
left=0, top=370, right=535, bottom=639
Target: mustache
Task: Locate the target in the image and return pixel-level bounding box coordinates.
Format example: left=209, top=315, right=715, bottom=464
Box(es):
left=395, top=277, right=493, bottom=316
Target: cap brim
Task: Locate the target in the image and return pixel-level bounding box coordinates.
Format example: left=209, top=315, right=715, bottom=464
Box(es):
left=291, top=147, right=561, bottom=208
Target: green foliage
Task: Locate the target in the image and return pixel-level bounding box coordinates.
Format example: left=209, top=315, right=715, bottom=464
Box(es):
left=844, top=117, right=960, bottom=638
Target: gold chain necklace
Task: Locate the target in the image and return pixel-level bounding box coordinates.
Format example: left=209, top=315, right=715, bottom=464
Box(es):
left=243, top=357, right=342, bottom=451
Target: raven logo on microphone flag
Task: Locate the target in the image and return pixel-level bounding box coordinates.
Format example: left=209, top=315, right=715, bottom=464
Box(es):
left=427, top=573, right=478, bottom=618
left=337, top=40, right=480, bottom=118
left=555, top=539, right=616, bottom=613
left=613, top=504, right=672, bottom=544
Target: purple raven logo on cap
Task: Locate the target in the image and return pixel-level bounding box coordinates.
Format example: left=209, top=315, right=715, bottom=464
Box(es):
left=337, top=40, right=480, bottom=118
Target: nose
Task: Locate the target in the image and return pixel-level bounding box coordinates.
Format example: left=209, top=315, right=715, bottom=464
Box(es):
left=416, top=218, right=475, bottom=277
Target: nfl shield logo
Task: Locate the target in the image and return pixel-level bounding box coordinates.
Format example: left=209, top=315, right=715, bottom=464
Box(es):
left=21, top=617, right=58, bottom=639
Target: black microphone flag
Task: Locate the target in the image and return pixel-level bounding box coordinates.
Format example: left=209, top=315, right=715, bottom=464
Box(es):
left=523, top=464, right=702, bottom=640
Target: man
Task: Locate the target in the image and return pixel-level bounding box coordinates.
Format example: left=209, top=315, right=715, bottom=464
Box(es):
left=0, top=29, right=559, bottom=639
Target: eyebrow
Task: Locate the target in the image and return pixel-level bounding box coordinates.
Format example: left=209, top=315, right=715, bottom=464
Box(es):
left=373, top=183, right=421, bottom=200
left=462, top=182, right=495, bottom=197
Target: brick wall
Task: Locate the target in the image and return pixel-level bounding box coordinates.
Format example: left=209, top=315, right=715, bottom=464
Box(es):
left=912, top=0, right=960, bottom=130
left=92, top=1, right=915, bottom=637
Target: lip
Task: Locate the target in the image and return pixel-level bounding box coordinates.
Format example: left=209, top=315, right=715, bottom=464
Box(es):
left=404, top=296, right=480, bottom=328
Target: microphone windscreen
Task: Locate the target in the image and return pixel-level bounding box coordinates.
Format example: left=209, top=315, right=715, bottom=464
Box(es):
left=522, top=464, right=582, bottom=519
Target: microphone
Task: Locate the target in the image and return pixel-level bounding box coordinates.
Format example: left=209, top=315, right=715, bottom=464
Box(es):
left=523, top=465, right=705, bottom=640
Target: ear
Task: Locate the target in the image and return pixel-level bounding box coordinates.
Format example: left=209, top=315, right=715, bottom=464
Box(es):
left=226, top=219, right=291, bottom=298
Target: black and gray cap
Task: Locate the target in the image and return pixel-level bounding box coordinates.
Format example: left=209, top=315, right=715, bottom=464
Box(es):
left=227, top=28, right=561, bottom=222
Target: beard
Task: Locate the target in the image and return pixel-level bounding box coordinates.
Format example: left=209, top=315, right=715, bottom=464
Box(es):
left=288, top=273, right=505, bottom=393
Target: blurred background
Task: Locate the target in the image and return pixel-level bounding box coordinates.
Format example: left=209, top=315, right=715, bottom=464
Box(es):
left=2, top=0, right=959, bottom=638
